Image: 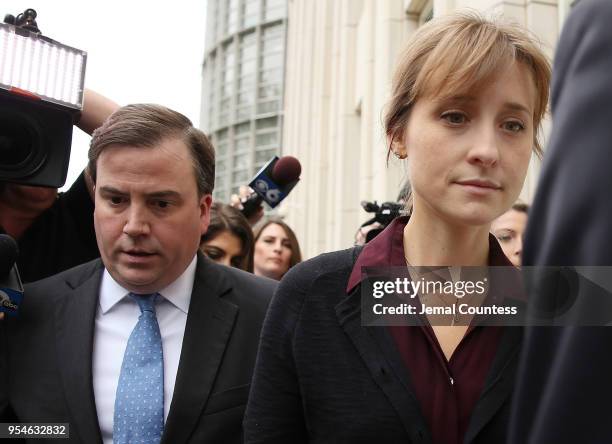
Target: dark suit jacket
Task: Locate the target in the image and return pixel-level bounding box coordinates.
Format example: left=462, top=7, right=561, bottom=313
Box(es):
left=244, top=247, right=522, bottom=444
left=0, top=253, right=275, bottom=443
left=510, top=1, right=612, bottom=443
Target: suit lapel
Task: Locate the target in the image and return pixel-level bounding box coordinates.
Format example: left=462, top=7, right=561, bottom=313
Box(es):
left=335, top=287, right=431, bottom=444
left=162, top=255, right=238, bottom=444
left=55, top=260, right=104, bottom=444
left=464, top=326, right=522, bottom=444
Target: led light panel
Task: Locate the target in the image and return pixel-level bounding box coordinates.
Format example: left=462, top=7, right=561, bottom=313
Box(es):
left=0, top=23, right=87, bottom=109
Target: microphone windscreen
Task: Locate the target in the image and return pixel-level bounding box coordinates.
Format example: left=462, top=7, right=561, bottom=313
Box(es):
left=0, top=234, right=19, bottom=277
left=271, top=156, right=301, bottom=186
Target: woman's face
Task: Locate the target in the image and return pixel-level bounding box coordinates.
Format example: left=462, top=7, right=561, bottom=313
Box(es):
left=201, top=230, right=245, bottom=269
left=491, top=209, right=528, bottom=266
left=400, top=62, right=536, bottom=227
left=253, top=223, right=292, bottom=280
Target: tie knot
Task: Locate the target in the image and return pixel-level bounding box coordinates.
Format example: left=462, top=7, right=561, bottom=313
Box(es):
left=129, top=293, right=158, bottom=314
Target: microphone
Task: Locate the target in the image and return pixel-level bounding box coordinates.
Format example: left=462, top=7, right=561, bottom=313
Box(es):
left=241, top=155, right=302, bottom=218
left=0, top=234, right=24, bottom=317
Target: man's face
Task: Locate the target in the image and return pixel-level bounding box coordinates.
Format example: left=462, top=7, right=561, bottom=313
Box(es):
left=93, top=137, right=211, bottom=294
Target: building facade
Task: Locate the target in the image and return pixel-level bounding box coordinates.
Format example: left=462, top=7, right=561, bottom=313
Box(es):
left=201, top=0, right=287, bottom=202
left=280, top=0, right=576, bottom=259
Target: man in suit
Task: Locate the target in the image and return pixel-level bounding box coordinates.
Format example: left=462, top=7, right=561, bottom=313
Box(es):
left=510, top=0, right=612, bottom=442
left=0, top=104, right=276, bottom=443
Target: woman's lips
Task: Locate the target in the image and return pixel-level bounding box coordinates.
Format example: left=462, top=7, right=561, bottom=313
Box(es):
left=267, top=257, right=282, bottom=264
left=454, top=179, right=501, bottom=196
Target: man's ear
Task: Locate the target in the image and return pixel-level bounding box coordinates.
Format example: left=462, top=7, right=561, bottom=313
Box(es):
left=199, top=194, right=213, bottom=235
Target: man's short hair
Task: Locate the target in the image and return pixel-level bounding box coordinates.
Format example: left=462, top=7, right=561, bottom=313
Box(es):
left=88, top=104, right=215, bottom=196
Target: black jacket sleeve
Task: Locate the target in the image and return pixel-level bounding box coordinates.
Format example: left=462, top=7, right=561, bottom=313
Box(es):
left=243, top=263, right=310, bottom=443
left=17, top=173, right=98, bottom=283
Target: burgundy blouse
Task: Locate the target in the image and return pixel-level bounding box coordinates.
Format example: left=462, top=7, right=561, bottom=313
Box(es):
left=347, top=217, right=513, bottom=444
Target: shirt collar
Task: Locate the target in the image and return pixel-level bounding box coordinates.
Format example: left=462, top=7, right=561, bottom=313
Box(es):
left=99, top=255, right=197, bottom=315
left=346, top=216, right=513, bottom=293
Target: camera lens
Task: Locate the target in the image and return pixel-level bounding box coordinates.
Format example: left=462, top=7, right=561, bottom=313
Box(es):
left=0, top=125, right=33, bottom=167
left=0, top=111, right=45, bottom=180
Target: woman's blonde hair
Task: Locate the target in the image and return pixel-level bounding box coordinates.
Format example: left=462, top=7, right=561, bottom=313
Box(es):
left=384, top=11, right=551, bottom=158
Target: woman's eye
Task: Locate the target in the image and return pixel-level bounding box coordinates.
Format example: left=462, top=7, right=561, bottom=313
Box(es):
left=497, top=234, right=513, bottom=243
left=442, top=112, right=467, bottom=125
left=204, top=249, right=222, bottom=259
left=503, top=121, right=525, bottom=133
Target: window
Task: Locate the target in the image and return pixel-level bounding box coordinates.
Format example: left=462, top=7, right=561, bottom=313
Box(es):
left=205, top=55, right=217, bottom=129
left=263, top=0, right=286, bottom=22
left=226, top=0, right=239, bottom=35
left=217, top=158, right=227, bottom=173
left=237, top=32, right=257, bottom=119
left=234, top=135, right=251, bottom=155
left=255, top=131, right=277, bottom=147
left=219, top=42, right=236, bottom=123
left=232, top=169, right=250, bottom=185
left=215, top=130, right=229, bottom=157
left=258, top=84, right=281, bottom=100
left=255, top=148, right=277, bottom=163
left=242, top=0, right=260, bottom=28
left=256, top=116, right=277, bottom=129
left=233, top=152, right=250, bottom=170
left=257, top=100, right=280, bottom=115
left=235, top=122, right=250, bottom=135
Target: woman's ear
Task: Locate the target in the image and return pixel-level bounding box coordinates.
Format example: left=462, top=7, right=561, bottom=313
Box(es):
left=390, top=139, right=407, bottom=159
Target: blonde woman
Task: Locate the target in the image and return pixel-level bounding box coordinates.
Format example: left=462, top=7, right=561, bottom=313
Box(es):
left=245, top=12, right=550, bottom=444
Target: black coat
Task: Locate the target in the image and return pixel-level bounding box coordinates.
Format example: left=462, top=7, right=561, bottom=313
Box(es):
left=245, top=247, right=522, bottom=443
left=1, top=254, right=275, bottom=443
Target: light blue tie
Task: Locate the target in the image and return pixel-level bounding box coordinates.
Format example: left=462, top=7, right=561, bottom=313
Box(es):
left=113, top=293, right=164, bottom=444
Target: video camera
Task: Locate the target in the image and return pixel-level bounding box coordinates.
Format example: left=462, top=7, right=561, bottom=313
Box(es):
left=360, top=200, right=405, bottom=242
left=0, top=8, right=87, bottom=188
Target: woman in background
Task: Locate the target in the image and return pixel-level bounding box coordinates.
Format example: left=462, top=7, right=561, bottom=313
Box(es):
left=491, top=202, right=529, bottom=266
left=200, top=202, right=254, bottom=272
left=253, top=220, right=302, bottom=280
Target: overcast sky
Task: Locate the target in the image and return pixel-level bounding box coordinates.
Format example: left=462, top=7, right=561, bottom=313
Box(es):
left=3, top=0, right=208, bottom=189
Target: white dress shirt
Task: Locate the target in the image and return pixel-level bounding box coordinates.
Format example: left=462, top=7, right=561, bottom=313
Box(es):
left=92, top=256, right=196, bottom=444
